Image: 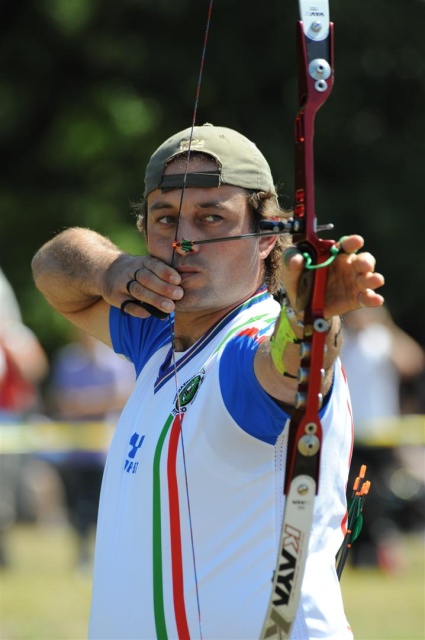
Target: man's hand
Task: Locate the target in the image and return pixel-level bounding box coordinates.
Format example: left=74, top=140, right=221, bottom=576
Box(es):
left=104, top=253, right=184, bottom=319
left=32, top=228, right=185, bottom=345
left=282, top=234, right=385, bottom=318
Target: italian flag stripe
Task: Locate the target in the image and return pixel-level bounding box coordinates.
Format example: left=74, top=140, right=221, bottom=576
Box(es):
left=153, top=412, right=190, bottom=639
left=153, top=414, right=172, bottom=639
left=168, top=414, right=191, bottom=638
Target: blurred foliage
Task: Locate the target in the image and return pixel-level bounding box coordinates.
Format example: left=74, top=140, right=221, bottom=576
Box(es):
left=0, top=0, right=424, bottom=354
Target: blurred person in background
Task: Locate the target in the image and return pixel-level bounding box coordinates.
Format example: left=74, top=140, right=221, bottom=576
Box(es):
left=46, top=329, right=135, bottom=567
left=341, top=306, right=425, bottom=572
left=0, top=268, right=48, bottom=418
left=0, top=267, right=49, bottom=566
left=49, top=328, right=135, bottom=422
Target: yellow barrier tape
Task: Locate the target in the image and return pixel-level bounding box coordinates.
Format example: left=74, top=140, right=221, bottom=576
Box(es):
left=0, top=422, right=115, bottom=454
left=354, top=415, right=425, bottom=447
left=0, top=415, right=423, bottom=455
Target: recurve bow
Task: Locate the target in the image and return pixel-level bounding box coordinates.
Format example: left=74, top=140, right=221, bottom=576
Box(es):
left=260, top=1, right=335, bottom=637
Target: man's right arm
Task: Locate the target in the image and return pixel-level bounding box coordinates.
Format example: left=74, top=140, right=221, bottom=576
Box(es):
left=31, top=227, right=183, bottom=346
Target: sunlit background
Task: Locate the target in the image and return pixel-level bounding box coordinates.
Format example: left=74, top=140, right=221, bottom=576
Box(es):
left=1, top=0, right=424, bottom=638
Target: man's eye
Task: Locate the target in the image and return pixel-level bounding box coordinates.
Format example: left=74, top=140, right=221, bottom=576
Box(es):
left=157, top=216, right=177, bottom=225
left=203, top=214, right=222, bottom=222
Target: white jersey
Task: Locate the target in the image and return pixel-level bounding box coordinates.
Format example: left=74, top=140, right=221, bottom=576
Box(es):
left=89, top=288, right=353, bottom=640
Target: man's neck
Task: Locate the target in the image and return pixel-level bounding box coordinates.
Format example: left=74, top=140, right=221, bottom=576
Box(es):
left=172, top=306, right=232, bottom=352
left=174, top=291, right=262, bottom=352
left=172, top=286, right=266, bottom=352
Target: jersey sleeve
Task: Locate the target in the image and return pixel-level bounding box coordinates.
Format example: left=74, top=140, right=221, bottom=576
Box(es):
left=219, top=333, right=291, bottom=444
left=220, top=332, right=335, bottom=445
left=109, top=306, right=170, bottom=376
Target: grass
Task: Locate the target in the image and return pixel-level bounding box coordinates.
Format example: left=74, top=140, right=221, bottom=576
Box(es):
left=0, top=525, right=92, bottom=640
left=341, top=538, right=425, bottom=640
left=0, top=525, right=424, bottom=639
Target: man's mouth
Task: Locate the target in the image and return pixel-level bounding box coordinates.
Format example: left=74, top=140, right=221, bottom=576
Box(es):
left=175, top=264, right=200, bottom=274
left=175, top=266, right=200, bottom=281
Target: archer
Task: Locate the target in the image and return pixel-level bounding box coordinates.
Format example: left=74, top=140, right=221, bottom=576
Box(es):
left=32, top=123, right=384, bottom=640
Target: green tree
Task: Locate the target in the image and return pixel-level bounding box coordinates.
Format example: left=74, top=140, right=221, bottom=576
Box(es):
left=1, top=0, right=423, bottom=353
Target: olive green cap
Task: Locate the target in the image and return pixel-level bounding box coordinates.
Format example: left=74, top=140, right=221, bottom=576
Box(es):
left=143, top=123, right=276, bottom=197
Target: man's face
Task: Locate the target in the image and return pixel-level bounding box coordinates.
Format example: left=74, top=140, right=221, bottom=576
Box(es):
left=146, top=157, right=276, bottom=315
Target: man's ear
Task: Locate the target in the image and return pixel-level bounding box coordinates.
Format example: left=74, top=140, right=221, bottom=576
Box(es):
left=258, top=234, right=277, bottom=259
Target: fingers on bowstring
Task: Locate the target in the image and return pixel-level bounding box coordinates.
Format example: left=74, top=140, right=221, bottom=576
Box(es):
left=120, top=264, right=184, bottom=318
left=119, top=289, right=174, bottom=318
left=139, top=257, right=182, bottom=287
left=120, top=298, right=170, bottom=320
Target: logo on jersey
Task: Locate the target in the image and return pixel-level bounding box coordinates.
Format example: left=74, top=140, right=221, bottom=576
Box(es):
left=173, top=370, right=205, bottom=414
left=124, top=432, right=145, bottom=474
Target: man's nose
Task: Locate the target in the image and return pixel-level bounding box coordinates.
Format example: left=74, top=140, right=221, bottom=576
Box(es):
left=173, top=238, right=198, bottom=256
left=172, top=219, right=200, bottom=255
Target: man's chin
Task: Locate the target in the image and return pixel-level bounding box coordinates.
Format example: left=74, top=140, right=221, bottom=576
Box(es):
left=174, top=289, right=219, bottom=314
left=174, top=298, right=203, bottom=313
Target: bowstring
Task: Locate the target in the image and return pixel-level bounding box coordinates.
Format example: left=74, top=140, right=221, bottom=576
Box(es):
left=167, top=2, right=214, bottom=636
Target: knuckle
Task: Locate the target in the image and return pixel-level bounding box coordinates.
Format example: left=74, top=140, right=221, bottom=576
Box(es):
left=134, top=266, right=149, bottom=284
left=132, top=281, right=143, bottom=296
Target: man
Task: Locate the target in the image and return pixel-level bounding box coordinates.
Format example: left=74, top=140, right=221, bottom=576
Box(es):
left=32, top=124, right=384, bottom=639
